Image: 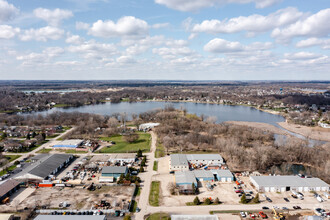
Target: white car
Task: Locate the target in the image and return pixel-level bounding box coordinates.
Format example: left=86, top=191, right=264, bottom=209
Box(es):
left=240, top=211, right=246, bottom=218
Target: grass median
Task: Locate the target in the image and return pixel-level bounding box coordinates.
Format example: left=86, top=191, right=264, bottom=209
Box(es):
left=149, top=181, right=160, bottom=207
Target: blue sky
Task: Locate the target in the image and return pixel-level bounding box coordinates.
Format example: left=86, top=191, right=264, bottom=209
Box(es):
left=0, top=0, right=329, bottom=80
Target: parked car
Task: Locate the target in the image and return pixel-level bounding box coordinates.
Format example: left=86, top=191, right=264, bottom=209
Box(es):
left=235, top=190, right=243, bottom=193
left=293, top=206, right=301, bottom=209
left=262, top=206, right=269, bottom=210
left=282, top=207, right=288, bottom=210
left=259, top=211, right=267, bottom=219
left=291, top=194, right=297, bottom=199
left=266, top=197, right=272, bottom=202
left=240, top=211, right=246, bottom=218
left=284, top=198, right=290, bottom=202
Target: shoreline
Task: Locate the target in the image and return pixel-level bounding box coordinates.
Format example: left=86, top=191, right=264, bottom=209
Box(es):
left=277, top=121, right=330, bottom=142
left=225, top=121, right=290, bottom=136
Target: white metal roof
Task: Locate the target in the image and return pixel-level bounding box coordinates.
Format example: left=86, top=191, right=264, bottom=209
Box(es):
left=171, top=215, right=218, bottom=220
left=211, top=169, right=233, bottom=178
left=251, top=176, right=330, bottom=188
left=193, top=170, right=214, bottom=179
left=171, top=154, right=189, bottom=166
left=175, top=171, right=197, bottom=185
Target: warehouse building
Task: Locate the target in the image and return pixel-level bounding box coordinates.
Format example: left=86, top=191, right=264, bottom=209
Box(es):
left=212, top=170, right=234, bottom=182
left=52, top=139, right=83, bottom=149
left=108, top=153, right=136, bottom=164
left=15, top=154, right=73, bottom=181
left=175, top=171, right=197, bottom=187
left=170, top=154, right=224, bottom=172
left=0, top=179, right=20, bottom=203
left=100, top=166, right=128, bottom=182
left=250, top=175, right=330, bottom=192
left=170, top=154, right=189, bottom=172
left=193, top=170, right=215, bottom=182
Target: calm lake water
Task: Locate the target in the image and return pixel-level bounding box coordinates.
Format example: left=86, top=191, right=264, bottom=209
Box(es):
left=27, top=101, right=286, bottom=126
left=23, top=101, right=326, bottom=146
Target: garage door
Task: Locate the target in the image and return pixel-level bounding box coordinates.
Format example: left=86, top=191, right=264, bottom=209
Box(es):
left=265, top=187, right=270, bottom=192
left=227, top=178, right=232, bottom=182
left=316, top=187, right=321, bottom=191
left=221, top=177, right=226, bottom=182
left=270, top=187, right=276, bottom=192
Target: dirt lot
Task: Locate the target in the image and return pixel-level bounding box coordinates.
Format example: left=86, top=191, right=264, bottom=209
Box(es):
left=17, top=185, right=134, bottom=211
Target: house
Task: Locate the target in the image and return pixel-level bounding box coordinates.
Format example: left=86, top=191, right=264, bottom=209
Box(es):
left=100, top=166, right=128, bottom=182
left=0, top=179, right=20, bottom=203
left=15, top=154, right=73, bottom=181
left=250, top=175, right=330, bottom=192
left=211, top=170, right=234, bottom=182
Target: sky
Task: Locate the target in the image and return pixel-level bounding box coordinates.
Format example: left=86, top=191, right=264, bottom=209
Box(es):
left=0, top=0, right=329, bottom=80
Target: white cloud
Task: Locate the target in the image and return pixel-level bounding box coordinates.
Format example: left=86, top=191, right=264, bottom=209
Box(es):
left=152, top=46, right=194, bottom=58
left=88, top=16, right=148, bottom=38
left=284, top=52, right=322, bottom=60
left=19, top=26, right=64, bottom=41
left=34, top=8, right=73, bottom=26
left=65, top=34, right=84, bottom=44
left=0, top=25, right=20, bottom=39
left=0, top=0, right=19, bottom=22
left=155, top=0, right=282, bottom=12
left=67, top=40, right=118, bottom=59
left=192, top=7, right=303, bottom=34
left=296, top=38, right=330, bottom=49
left=271, top=8, right=330, bottom=43
left=204, top=38, right=273, bottom=53
left=116, top=55, right=136, bottom=64
left=76, top=21, right=90, bottom=30
left=16, top=47, right=64, bottom=65
left=151, top=23, right=170, bottom=29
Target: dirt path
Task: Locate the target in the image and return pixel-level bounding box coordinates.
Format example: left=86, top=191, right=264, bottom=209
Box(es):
left=134, top=131, right=157, bottom=220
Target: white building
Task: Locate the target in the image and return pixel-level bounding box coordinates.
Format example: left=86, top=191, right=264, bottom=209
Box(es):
left=250, top=175, right=330, bottom=192
left=169, top=154, right=224, bottom=172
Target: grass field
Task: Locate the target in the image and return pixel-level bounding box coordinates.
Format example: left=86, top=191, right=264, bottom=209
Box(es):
left=55, top=149, right=88, bottom=154
left=98, top=132, right=151, bottom=153
left=155, top=143, right=166, bottom=158
left=146, top=213, right=170, bottom=220
left=0, top=164, right=17, bottom=175
left=5, top=155, right=21, bottom=162
left=36, top=148, right=52, bottom=153
left=153, top=161, right=158, bottom=171
left=149, top=181, right=160, bottom=207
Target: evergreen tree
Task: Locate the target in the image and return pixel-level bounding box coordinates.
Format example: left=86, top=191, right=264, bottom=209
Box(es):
left=192, top=183, right=196, bottom=194
left=193, top=196, right=200, bottom=205
left=204, top=198, right=211, bottom=205
left=26, top=133, right=31, bottom=140
left=214, top=197, right=220, bottom=204
left=139, top=166, right=144, bottom=172
left=137, top=149, right=142, bottom=157
left=252, top=193, right=260, bottom=204
left=240, top=193, right=248, bottom=204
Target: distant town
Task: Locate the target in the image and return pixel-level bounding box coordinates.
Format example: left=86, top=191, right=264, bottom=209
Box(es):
left=0, top=81, right=329, bottom=219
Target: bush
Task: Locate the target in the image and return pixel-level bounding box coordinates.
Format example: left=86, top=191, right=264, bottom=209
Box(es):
left=214, top=197, right=220, bottom=204
left=124, top=133, right=139, bottom=143
left=137, top=149, right=143, bottom=157
left=193, top=196, right=200, bottom=205
left=204, top=198, right=211, bottom=205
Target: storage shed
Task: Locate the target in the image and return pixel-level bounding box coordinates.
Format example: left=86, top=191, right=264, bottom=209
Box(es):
left=193, top=170, right=214, bottom=182
left=175, top=171, right=197, bottom=187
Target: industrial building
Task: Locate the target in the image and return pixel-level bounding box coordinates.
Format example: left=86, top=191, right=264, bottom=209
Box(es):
left=52, top=139, right=83, bottom=149
left=193, top=170, right=215, bottom=182
left=0, top=179, right=20, bottom=203
left=170, top=154, right=224, bottom=172
left=250, top=175, right=330, bottom=192
left=99, top=166, right=128, bottom=182
left=34, top=216, right=106, bottom=220
left=108, top=153, right=136, bottom=164
left=15, top=154, right=73, bottom=181
left=175, top=171, right=198, bottom=187
left=212, top=170, right=234, bottom=182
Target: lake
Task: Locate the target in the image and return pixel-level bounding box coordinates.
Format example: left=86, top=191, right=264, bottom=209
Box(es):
left=26, top=101, right=285, bottom=126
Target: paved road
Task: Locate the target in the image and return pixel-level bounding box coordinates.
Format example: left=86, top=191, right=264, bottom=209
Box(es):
left=134, top=131, right=157, bottom=220
left=145, top=203, right=330, bottom=215
left=0, top=127, right=75, bottom=173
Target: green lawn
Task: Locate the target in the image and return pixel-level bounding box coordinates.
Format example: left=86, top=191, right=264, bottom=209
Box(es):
left=149, top=181, right=160, bottom=207
left=47, top=134, right=60, bottom=139
left=98, top=132, right=151, bottom=153
left=53, top=103, right=70, bottom=108
left=55, top=149, right=88, bottom=154
left=0, top=164, right=17, bottom=175
left=129, top=200, right=137, bottom=212
left=146, top=213, right=170, bottom=220
left=5, top=155, right=21, bottom=162
left=36, top=148, right=52, bottom=153
left=155, top=143, right=166, bottom=158
left=153, top=161, right=158, bottom=171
